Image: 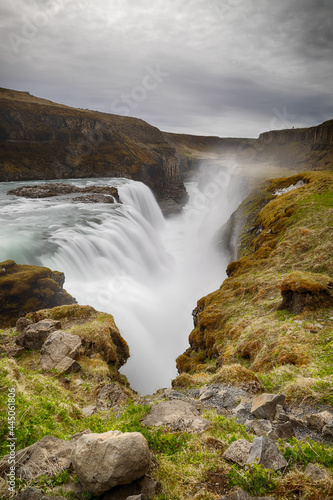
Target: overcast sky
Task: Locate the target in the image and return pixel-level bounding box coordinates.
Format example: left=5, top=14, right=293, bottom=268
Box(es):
left=1, top=0, right=332, bottom=137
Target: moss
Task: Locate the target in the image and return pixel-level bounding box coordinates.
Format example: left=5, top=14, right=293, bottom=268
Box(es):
left=0, top=261, right=76, bottom=327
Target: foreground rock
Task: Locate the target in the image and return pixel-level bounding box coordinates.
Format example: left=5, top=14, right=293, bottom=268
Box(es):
left=0, top=260, right=76, bottom=327
left=15, top=319, right=61, bottom=350
left=40, top=330, right=81, bottom=373
left=13, top=487, right=66, bottom=500
left=0, top=432, right=90, bottom=480
left=246, top=436, right=287, bottom=471
left=223, top=439, right=252, bottom=466
left=72, top=431, right=151, bottom=496
left=141, top=400, right=210, bottom=433
left=251, top=393, right=285, bottom=420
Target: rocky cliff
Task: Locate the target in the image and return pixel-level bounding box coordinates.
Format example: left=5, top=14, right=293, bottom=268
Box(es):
left=0, top=88, right=186, bottom=203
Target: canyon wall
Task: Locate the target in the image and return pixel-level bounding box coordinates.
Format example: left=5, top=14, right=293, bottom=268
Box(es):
left=0, top=88, right=186, bottom=203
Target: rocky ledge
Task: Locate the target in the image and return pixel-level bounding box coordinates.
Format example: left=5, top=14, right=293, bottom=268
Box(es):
left=8, top=182, right=120, bottom=204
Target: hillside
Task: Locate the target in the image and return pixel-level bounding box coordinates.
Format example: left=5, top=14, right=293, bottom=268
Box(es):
left=0, top=88, right=186, bottom=204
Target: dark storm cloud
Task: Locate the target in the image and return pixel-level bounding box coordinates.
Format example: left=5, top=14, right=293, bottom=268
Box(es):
left=0, top=0, right=332, bottom=137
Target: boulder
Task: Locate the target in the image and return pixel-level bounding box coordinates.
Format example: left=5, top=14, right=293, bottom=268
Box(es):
left=13, top=488, right=66, bottom=499
left=222, top=439, right=252, bottom=466
left=304, top=410, right=333, bottom=433
left=199, top=384, right=246, bottom=409
left=246, top=436, right=287, bottom=471
left=97, top=383, right=129, bottom=408
left=304, top=463, right=328, bottom=480
left=72, top=431, right=151, bottom=496
left=4, top=344, right=25, bottom=358
left=15, top=317, right=33, bottom=332
left=40, top=330, right=81, bottom=372
left=251, top=393, right=285, bottom=420
left=322, top=421, right=333, bottom=437
left=268, top=422, right=295, bottom=441
left=141, top=400, right=210, bottom=433
left=246, top=419, right=272, bottom=437
left=102, top=475, right=159, bottom=500
left=0, top=432, right=90, bottom=480
left=15, top=319, right=61, bottom=350
left=274, top=404, right=289, bottom=422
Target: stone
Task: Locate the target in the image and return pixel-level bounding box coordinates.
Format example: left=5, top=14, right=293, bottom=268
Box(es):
left=246, top=436, right=288, bottom=471
left=15, top=319, right=61, bottom=350
left=251, top=393, right=285, bottom=420
left=246, top=419, right=272, bottom=437
left=304, top=410, right=333, bottom=432
left=13, top=488, right=66, bottom=499
left=5, top=344, right=25, bottom=357
left=322, top=421, right=333, bottom=437
left=40, top=330, right=81, bottom=372
left=125, top=496, right=146, bottom=500
left=141, top=400, right=210, bottom=433
left=304, top=463, right=328, bottom=480
left=274, top=404, right=289, bottom=422
left=72, top=431, right=151, bottom=496
left=97, top=383, right=129, bottom=408
left=82, top=405, right=96, bottom=417
left=268, top=422, right=295, bottom=441
left=199, top=384, right=245, bottom=409
left=0, top=435, right=75, bottom=480
left=218, top=490, right=275, bottom=499
left=102, top=475, right=159, bottom=500
left=222, top=439, right=252, bottom=466
left=15, top=317, right=33, bottom=332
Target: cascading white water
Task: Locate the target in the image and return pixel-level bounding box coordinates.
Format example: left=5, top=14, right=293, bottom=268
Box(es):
left=0, top=169, right=246, bottom=393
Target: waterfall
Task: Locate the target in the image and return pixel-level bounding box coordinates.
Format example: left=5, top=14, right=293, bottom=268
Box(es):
left=0, top=170, right=246, bottom=394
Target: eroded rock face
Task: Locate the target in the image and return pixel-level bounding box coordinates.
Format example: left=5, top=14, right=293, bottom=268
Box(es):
left=141, top=400, right=210, bottom=433
left=72, top=431, right=151, bottom=496
left=8, top=183, right=119, bottom=203
left=278, top=271, right=333, bottom=314
left=0, top=260, right=76, bottom=327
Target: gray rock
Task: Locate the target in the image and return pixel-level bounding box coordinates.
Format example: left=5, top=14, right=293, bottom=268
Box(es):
left=274, top=404, right=289, bottom=422
left=268, top=422, right=295, bottom=441
left=304, top=463, right=328, bottom=480
left=97, top=383, right=128, bottom=408
left=141, top=400, right=210, bottom=433
left=125, top=496, right=146, bottom=500
left=199, top=384, right=245, bottom=409
left=5, top=344, right=25, bottom=357
left=15, top=319, right=61, bottom=350
left=15, top=317, right=33, bottom=332
left=246, top=436, right=287, bottom=471
left=82, top=406, right=96, bottom=417
left=223, top=439, right=252, bottom=466
left=40, top=330, right=81, bottom=372
left=53, top=356, right=81, bottom=374
left=304, top=410, right=333, bottom=432
left=322, top=421, right=333, bottom=437
left=251, top=393, right=285, bottom=420
left=72, top=430, right=151, bottom=496
left=246, top=419, right=272, bottom=437
left=13, top=488, right=66, bottom=500
left=102, top=475, right=159, bottom=500
left=0, top=435, right=75, bottom=480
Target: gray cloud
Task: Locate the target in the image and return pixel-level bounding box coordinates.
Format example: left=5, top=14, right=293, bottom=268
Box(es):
left=0, top=0, right=332, bottom=137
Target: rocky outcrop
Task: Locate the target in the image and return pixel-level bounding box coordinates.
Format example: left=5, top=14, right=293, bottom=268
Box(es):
left=141, top=400, right=210, bottom=433
left=0, top=88, right=187, bottom=204
left=72, top=431, right=151, bottom=496
left=40, top=330, right=82, bottom=373
left=8, top=183, right=120, bottom=203
left=258, top=120, right=333, bottom=146
left=0, top=260, right=76, bottom=327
